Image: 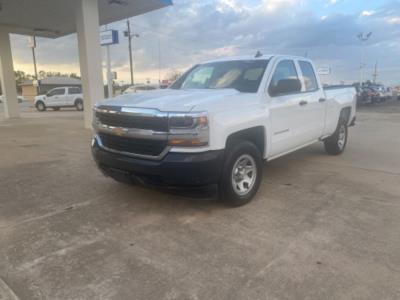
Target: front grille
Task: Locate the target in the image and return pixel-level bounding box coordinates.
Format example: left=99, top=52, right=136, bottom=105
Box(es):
left=96, top=112, right=168, bottom=132
left=98, top=133, right=167, bottom=157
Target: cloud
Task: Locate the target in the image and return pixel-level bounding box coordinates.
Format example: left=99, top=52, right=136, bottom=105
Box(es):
left=9, top=0, right=400, bottom=86
left=361, top=10, right=375, bottom=17
left=386, top=16, right=400, bottom=24
left=261, top=0, right=302, bottom=12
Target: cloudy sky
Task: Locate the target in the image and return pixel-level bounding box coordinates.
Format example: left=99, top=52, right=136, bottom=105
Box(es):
left=10, top=0, right=400, bottom=86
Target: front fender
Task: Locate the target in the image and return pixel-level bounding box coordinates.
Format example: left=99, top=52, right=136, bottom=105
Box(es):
left=210, top=104, right=270, bottom=157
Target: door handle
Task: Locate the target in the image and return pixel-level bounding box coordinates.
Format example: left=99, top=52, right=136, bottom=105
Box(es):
left=299, top=100, right=308, bottom=106
left=319, top=98, right=326, bottom=103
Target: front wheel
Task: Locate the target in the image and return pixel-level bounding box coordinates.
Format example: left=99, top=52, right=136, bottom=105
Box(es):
left=36, top=101, right=46, bottom=112
left=324, top=119, right=348, bottom=155
left=219, top=140, right=262, bottom=207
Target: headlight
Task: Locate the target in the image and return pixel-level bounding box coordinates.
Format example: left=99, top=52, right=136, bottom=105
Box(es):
left=168, top=112, right=209, bottom=147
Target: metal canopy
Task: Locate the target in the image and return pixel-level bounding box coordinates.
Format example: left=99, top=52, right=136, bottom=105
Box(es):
left=0, top=0, right=172, bottom=38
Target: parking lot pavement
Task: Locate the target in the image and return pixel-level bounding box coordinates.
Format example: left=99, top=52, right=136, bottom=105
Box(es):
left=0, top=101, right=400, bottom=300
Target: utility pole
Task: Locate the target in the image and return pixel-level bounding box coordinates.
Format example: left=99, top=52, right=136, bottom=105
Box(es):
left=124, top=20, right=139, bottom=86
left=28, top=35, right=39, bottom=93
left=372, top=61, right=378, bottom=83
left=158, top=38, right=161, bottom=84
left=357, top=32, right=372, bottom=88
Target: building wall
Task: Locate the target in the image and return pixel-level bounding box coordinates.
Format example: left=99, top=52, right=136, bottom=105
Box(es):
left=21, top=85, right=38, bottom=101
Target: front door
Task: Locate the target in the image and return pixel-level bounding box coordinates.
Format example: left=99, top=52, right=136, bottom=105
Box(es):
left=46, top=88, right=65, bottom=107
left=267, top=59, right=310, bottom=157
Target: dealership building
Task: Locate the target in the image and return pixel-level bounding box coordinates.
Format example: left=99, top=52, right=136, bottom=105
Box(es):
left=0, top=0, right=172, bottom=128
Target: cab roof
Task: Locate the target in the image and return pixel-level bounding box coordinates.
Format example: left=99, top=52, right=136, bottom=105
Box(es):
left=202, top=54, right=310, bottom=64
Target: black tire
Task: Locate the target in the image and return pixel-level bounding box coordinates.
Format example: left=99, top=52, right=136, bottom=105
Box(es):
left=53, top=107, right=60, bottom=111
left=75, top=99, right=84, bottom=111
left=36, top=101, right=46, bottom=112
left=324, top=118, right=348, bottom=155
left=219, top=140, right=262, bottom=207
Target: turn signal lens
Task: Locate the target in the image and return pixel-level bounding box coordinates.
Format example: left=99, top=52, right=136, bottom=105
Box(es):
left=168, top=138, right=208, bottom=147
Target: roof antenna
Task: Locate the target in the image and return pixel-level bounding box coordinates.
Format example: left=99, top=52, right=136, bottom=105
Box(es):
left=255, top=51, right=263, bottom=58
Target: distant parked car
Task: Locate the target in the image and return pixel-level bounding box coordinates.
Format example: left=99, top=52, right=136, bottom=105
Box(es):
left=384, top=87, right=393, bottom=100
left=0, top=95, right=24, bottom=103
left=123, top=84, right=159, bottom=94
left=34, top=87, right=83, bottom=111
left=358, top=87, right=379, bottom=105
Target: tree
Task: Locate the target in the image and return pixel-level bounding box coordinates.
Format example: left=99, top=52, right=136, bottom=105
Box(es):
left=14, top=71, right=33, bottom=92
left=164, top=69, right=183, bottom=82
left=37, top=70, right=81, bottom=80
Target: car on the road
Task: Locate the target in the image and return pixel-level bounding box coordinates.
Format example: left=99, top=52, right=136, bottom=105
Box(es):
left=123, top=84, right=159, bottom=94
left=0, top=95, right=24, bottom=103
left=358, top=86, right=380, bottom=105
left=92, top=54, right=356, bottom=206
left=34, top=87, right=83, bottom=111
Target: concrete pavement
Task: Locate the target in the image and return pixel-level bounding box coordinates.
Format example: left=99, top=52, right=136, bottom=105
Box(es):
left=0, top=101, right=400, bottom=299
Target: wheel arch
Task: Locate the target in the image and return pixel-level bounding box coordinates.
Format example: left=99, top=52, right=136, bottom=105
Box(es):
left=35, top=99, right=45, bottom=107
left=340, top=106, right=352, bottom=124
left=225, top=126, right=266, bottom=158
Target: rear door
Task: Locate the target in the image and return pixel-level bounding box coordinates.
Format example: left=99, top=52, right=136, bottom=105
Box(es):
left=68, top=87, right=81, bottom=106
left=297, top=60, right=326, bottom=140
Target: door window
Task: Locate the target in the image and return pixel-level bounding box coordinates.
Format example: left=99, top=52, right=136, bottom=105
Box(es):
left=268, top=60, right=299, bottom=96
left=48, top=88, right=65, bottom=96
left=299, top=61, right=318, bottom=91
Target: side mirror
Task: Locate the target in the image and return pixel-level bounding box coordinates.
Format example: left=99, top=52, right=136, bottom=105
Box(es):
left=270, top=79, right=302, bottom=96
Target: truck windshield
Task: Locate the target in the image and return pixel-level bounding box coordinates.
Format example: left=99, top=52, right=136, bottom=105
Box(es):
left=179, top=60, right=269, bottom=93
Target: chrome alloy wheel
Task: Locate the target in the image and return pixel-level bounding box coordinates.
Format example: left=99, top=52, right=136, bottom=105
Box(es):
left=231, top=154, right=257, bottom=196
left=338, top=124, right=346, bottom=150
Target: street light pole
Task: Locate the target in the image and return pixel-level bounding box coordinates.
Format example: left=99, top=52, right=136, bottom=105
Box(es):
left=357, top=32, right=372, bottom=88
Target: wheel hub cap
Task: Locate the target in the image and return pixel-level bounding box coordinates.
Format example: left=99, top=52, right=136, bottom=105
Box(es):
left=338, top=125, right=346, bottom=149
left=231, top=154, right=257, bottom=196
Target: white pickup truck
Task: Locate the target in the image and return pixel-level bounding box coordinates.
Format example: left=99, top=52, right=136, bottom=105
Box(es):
left=34, top=87, right=84, bottom=111
left=92, top=54, right=356, bottom=206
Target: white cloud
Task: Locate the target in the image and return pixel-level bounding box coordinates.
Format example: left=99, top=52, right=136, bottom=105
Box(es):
left=386, top=16, right=400, bottom=24
left=321, top=15, right=327, bottom=21
left=361, top=10, right=375, bottom=17
left=261, top=0, right=300, bottom=12
left=216, top=0, right=245, bottom=13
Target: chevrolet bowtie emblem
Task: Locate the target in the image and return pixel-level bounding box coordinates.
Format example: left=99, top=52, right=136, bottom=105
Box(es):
left=112, top=127, right=126, bottom=136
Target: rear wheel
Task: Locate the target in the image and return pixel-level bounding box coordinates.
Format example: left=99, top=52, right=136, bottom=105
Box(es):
left=324, top=118, right=348, bottom=155
left=75, top=99, right=84, bottom=111
left=220, top=140, right=262, bottom=207
left=36, top=101, right=46, bottom=112
left=53, top=107, right=60, bottom=111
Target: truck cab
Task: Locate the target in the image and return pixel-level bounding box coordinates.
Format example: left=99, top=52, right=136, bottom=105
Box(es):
left=92, top=54, right=356, bottom=206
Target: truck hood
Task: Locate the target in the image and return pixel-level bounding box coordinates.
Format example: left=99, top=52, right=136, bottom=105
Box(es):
left=35, top=95, right=46, bottom=101
left=97, top=89, right=244, bottom=112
